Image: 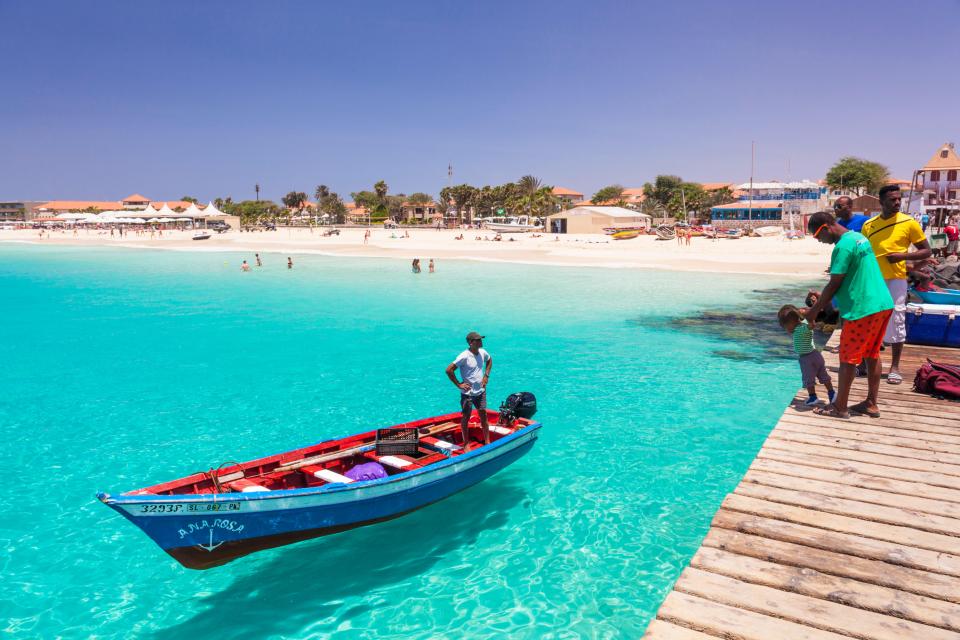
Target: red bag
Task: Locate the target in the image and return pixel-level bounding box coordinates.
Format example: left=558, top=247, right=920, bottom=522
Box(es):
left=913, top=359, right=960, bottom=399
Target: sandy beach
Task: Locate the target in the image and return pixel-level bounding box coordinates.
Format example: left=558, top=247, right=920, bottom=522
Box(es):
left=0, top=227, right=833, bottom=276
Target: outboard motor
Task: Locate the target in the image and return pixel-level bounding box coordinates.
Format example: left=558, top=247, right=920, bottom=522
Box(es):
left=498, top=392, right=537, bottom=425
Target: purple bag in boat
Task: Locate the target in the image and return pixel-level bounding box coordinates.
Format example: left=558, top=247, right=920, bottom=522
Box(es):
left=344, top=461, right=387, bottom=481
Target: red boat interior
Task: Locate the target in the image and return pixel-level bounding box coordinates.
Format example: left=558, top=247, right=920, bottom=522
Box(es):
left=131, top=411, right=531, bottom=496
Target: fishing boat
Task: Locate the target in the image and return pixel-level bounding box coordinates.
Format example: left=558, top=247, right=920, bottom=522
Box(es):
left=914, top=288, right=960, bottom=305
left=603, top=225, right=646, bottom=235
left=721, top=229, right=744, bottom=239
left=611, top=229, right=641, bottom=240
left=753, top=225, right=782, bottom=237
left=484, top=216, right=541, bottom=233
left=655, top=225, right=676, bottom=241
left=98, top=404, right=540, bottom=569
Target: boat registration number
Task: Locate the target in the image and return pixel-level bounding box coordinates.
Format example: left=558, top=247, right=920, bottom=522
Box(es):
left=139, top=502, right=241, bottom=513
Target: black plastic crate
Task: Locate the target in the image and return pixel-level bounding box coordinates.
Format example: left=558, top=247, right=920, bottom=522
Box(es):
left=375, top=427, right=420, bottom=456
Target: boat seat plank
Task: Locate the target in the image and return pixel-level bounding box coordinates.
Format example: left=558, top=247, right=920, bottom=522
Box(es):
left=312, top=468, right=354, bottom=484
left=227, top=478, right=270, bottom=493
left=421, top=436, right=462, bottom=452
left=489, top=425, right=512, bottom=436
left=377, top=455, right=414, bottom=469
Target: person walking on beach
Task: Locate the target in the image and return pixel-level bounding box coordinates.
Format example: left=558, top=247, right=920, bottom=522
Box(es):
left=255, top=253, right=262, bottom=267
left=241, top=260, right=251, bottom=272
left=778, top=304, right=835, bottom=406
left=834, top=196, right=870, bottom=233
left=861, top=185, right=931, bottom=385
left=804, top=211, right=893, bottom=418
left=446, top=332, right=493, bottom=449
left=364, top=229, right=371, bottom=244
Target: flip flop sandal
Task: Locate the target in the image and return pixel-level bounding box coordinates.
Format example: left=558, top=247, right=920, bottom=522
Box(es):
left=813, top=405, right=851, bottom=419
left=849, top=402, right=881, bottom=418
left=887, top=372, right=903, bottom=385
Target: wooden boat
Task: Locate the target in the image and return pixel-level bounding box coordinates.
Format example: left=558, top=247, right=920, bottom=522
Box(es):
left=611, top=229, right=641, bottom=240
left=655, top=225, right=676, bottom=241
left=603, top=225, right=646, bottom=235
left=721, top=229, right=744, bottom=239
left=98, top=410, right=541, bottom=569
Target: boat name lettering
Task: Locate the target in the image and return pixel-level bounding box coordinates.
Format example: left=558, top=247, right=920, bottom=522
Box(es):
left=140, top=503, right=183, bottom=513
left=178, top=518, right=245, bottom=539
left=188, top=502, right=240, bottom=512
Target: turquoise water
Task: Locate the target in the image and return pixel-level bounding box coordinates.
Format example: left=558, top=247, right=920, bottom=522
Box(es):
left=0, top=245, right=802, bottom=639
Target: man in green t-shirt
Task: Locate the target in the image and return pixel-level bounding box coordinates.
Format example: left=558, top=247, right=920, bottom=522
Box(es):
left=804, top=211, right=894, bottom=419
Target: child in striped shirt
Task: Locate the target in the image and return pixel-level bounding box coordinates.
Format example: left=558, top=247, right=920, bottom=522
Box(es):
left=778, top=304, right=836, bottom=407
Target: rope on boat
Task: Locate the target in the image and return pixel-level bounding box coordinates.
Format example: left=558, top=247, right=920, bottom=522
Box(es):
left=206, top=461, right=242, bottom=494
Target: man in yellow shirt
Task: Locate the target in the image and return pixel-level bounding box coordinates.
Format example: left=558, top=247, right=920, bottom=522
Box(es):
left=861, top=185, right=931, bottom=384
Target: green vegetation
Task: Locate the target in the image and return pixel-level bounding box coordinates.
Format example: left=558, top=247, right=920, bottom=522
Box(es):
left=591, top=184, right=625, bottom=205
left=825, top=157, right=890, bottom=196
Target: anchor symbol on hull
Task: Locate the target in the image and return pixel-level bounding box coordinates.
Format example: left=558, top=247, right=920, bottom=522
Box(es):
left=197, top=528, right=224, bottom=552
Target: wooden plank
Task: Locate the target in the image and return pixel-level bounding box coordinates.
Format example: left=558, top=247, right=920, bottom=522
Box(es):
left=643, top=619, right=720, bottom=639
left=743, top=469, right=960, bottom=520
left=750, top=458, right=960, bottom=504
left=791, top=391, right=960, bottom=418
left=758, top=444, right=960, bottom=485
left=774, top=422, right=958, bottom=455
left=657, top=591, right=851, bottom=640
left=691, top=546, right=960, bottom=632
left=675, top=567, right=955, bottom=640
left=735, top=481, right=960, bottom=537
left=778, top=412, right=960, bottom=444
left=711, top=508, right=960, bottom=580
left=704, top=526, right=960, bottom=605
left=767, top=430, right=960, bottom=465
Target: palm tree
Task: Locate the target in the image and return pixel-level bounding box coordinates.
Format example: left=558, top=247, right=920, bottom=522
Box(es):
left=518, top=175, right=542, bottom=196
left=315, top=184, right=330, bottom=202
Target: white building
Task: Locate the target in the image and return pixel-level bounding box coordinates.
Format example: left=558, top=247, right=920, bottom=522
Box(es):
left=920, top=142, right=960, bottom=225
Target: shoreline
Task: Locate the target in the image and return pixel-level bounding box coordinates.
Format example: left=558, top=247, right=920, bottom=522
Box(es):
left=0, top=227, right=832, bottom=277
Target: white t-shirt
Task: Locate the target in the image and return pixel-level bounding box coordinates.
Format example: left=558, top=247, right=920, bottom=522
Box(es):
left=453, top=348, right=490, bottom=396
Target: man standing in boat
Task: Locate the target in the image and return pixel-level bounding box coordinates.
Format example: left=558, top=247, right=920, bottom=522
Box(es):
left=446, top=332, right=492, bottom=449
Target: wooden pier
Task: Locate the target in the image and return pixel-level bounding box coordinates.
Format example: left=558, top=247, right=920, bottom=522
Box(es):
left=644, top=338, right=960, bottom=639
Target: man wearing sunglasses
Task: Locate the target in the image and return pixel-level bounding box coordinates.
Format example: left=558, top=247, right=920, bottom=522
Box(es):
left=804, top=212, right=893, bottom=419
left=446, top=332, right=493, bottom=449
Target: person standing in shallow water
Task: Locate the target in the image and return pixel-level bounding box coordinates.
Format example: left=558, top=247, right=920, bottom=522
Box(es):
left=446, top=332, right=492, bottom=449
left=287, top=257, right=293, bottom=269
left=255, top=253, right=262, bottom=267
left=241, top=260, right=251, bottom=272
left=429, top=259, right=435, bottom=273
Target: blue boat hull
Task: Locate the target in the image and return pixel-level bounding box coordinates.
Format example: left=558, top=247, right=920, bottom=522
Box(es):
left=100, top=424, right=539, bottom=569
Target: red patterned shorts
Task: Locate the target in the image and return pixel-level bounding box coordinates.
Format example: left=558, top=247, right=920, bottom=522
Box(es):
left=839, top=309, right=893, bottom=365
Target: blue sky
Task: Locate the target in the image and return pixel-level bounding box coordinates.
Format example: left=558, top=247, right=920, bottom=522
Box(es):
left=2, top=0, right=958, bottom=202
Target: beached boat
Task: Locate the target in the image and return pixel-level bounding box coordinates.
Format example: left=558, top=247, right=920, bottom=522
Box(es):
left=98, top=408, right=541, bottom=569
left=484, top=216, right=541, bottom=233
left=655, top=225, right=676, bottom=241
left=611, top=229, right=641, bottom=240
left=603, top=225, right=646, bottom=235
left=720, top=229, right=744, bottom=239
left=914, top=288, right=960, bottom=305
left=191, top=232, right=211, bottom=241
left=752, top=225, right=781, bottom=237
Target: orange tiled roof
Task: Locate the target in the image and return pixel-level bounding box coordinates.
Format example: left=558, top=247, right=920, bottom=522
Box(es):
left=122, top=193, right=150, bottom=202
left=700, top=182, right=733, bottom=191
left=37, top=200, right=119, bottom=211
left=923, top=143, right=960, bottom=170
left=552, top=186, right=584, bottom=197
left=622, top=188, right=644, bottom=196
left=886, top=178, right=912, bottom=186
left=403, top=201, right=437, bottom=207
